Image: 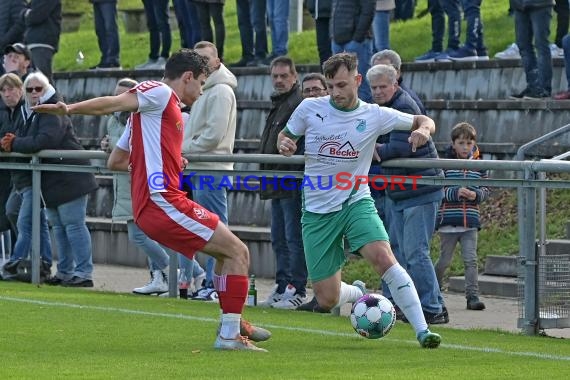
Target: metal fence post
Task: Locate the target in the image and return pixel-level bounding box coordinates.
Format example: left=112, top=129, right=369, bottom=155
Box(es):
left=31, top=155, right=41, bottom=285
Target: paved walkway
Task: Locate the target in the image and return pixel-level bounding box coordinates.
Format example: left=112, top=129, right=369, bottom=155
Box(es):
left=91, top=263, right=570, bottom=338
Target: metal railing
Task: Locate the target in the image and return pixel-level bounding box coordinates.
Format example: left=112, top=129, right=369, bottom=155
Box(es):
left=2, top=150, right=570, bottom=335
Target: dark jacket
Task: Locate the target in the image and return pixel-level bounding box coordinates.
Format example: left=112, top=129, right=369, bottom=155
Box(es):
left=436, top=145, right=490, bottom=230
left=259, top=83, right=303, bottom=199
left=330, top=0, right=375, bottom=44
left=0, top=0, right=27, bottom=51
left=376, top=91, right=442, bottom=202
left=22, top=0, right=62, bottom=52
left=306, top=0, right=332, bottom=19
left=11, top=93, right=97, bottom=207
left=510, top=0, right=554, bottom=10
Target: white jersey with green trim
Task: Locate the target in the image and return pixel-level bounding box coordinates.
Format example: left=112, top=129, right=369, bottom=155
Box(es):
left=286, top=96, right=414, bottom=213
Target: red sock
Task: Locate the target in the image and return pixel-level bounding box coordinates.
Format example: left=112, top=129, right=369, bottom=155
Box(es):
left=214, top=274, right=247, bottom=314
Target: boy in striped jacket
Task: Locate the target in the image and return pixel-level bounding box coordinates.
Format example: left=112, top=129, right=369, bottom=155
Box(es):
left=434, top=122, right=490, bottom=311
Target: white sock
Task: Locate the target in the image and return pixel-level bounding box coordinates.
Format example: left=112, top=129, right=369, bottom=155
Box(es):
left=334, top=281, right=364, bottom=308
left=383, top=264, right=428, bottom=334
left=219, top=313, right=240, bottom=339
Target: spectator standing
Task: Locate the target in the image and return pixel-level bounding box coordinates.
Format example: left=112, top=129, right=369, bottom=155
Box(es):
left=414, top=0, right=461, bottom=62
left=181, top=41, right=237, bottom=297
left=34, top=49, right=271, bottom=351
left=446, top=0, right=488, bottom=61
left=306, top=0, right=332, bottom=68
left=192, top=1, right=226, bottom=61
left=135, top=0, right=172, bottom=70
left=277, top=53, right=441, bottom=348
left=10, top=72, right=98, bottom=286
left=0, top=0, right=27, bottom=76
left=21, top=0, right=61, bottom=84
left=0, top=73, right=53, bottom=281
left=265, top=0, right=290, bottom=62
left=230, top=0, right=267, bottom=67
left=373, top=1, right=395, bottom=52
left=394, top=0, right=416, bottom=20
left=330, top=0, right=376, bottom=103
left=102, top=78, right=170, bottom=295
left=172, top=0, right=202, bottom=48
left=553, top=33, right=570, bottom=99
left=89, top=0, right=121, bottom=70
left=0, top=73, right=26, bottom=268
left=367, top=64, right=449, bottom=325
left=371, top=49, right=426, bottom=114
left=554, top=0, right=569, bottom=55
left=3, top=43, right=33, bottom=82
left=434, top=122, right=489, bottom=311
left=510, top=0, right=554, bottom=99
left=258, top=56, right=307, bottom=309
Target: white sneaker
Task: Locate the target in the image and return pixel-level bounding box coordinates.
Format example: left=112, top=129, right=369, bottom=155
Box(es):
left=214, top=335, right=268, bottom=352
left=494, top=43, right=520, bottom=60
left=191, top=273, right=206, bottom=294
left=272, top=292, right=307, bottom=309
left=550, top=43, right=564, bottom=58
left=132, top=270, right=168, bottom=295
left=258, top=284, right=283, bottom=307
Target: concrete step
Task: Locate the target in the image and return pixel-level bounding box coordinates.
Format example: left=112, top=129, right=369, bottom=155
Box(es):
left=448, top=273, right=518, bottom=298
left=484, top=255, right=518, bottom=277
left=543, top=239, right=570, bottom=255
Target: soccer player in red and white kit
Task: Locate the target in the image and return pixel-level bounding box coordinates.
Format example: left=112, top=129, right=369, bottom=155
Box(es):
left=33, top=49, right=270, bottom=352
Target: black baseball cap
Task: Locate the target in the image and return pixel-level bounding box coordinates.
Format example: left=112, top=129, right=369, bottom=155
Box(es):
left=4, top=43, right=31, bottom=60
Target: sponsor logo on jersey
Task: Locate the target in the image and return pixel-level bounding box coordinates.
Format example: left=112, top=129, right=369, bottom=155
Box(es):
left=318, top=141, right=359, bottom=159
left=355, top=119, right=366, bottom=132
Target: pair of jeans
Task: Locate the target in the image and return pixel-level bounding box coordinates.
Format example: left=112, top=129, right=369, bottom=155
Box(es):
left=514, top=6, right=553, bottom=95
left=93, top=1, right=120, bottom=65
left=554, top=0, right=569, bottom=47
left=332, top=39, right=373, bottom=103
left=29, top=47, right=54, bottom=84
left=194, top=2, right=226, bottom=59
left=127, top=220, right=169, bottom=272
left=141, top=0, right=172, bottom=59
left=184, top=174, right=229, bottom=288
left=562, top=34, right=570, bottom=88
left=236, top=0, right=268, bottom=60
left=394, top=0, right=416, bottom=21
left=382, top=197, right=443, bottom=314
left=373, top=10, right=391, bottom=52
left=435, top=230, right=479, bottom=298
left=428, top=0, right=461, bottom=52
left=172, top=0, right=201, bottom=48
left=461, top=0, right=486, bottom=52
left=270, top=192, right=307, bottom=295
left=9, top=187, right=52, bottom=265
left=178, top=255, right=206, bottom=285
left=314, top=17, right=332, bottom=67
left=267, top=0, right=289, bottom=56
left=47, top=195, right=92, bottom=280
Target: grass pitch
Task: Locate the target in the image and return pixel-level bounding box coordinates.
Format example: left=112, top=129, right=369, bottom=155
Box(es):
left=1, top=282, right=569, bottom=379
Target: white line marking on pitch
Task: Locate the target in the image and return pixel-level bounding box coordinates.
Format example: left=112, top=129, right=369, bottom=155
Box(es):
left=1, top=295, right=569, bottom=362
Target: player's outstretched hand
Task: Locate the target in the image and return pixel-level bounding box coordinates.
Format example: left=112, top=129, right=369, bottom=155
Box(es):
left=32, top=101, right=69, bottom=115
left=408, top=128, right=430, bottom=152
left=278, top=136, right=297, bottom=157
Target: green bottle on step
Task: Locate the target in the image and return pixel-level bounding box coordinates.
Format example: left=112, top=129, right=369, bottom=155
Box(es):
left=247, top=274, right=257, bottom=306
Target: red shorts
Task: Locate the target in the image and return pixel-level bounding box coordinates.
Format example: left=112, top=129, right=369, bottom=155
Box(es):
left=135, top=192, right=220, bottom=258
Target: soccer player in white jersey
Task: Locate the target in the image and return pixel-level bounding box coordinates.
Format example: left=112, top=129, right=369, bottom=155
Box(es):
left=32, top=49, right=270, bottom=352
left=277, top=53, right=442, bottom=348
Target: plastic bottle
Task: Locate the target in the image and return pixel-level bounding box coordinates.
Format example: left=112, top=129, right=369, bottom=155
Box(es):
left=179, top=271, right=189, bottom=299
left=247, top=274, right=257, bottom=306
left=76, top=51, right=84, bottom=65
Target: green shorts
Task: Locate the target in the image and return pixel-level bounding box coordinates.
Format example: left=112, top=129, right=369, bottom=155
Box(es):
left=302, top=197, right=389, bottom=282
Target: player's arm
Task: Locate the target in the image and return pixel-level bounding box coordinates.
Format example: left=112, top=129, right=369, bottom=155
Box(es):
left=408, top=115, right=435, bottom=152
left=277, top=127, right=300, bottom=157
left=32, top=91, right=139, bottom=116
left=107, top=146, right=130, bottom=171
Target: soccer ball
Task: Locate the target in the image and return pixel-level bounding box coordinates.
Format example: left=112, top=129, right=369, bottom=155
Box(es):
left=350, top=294, right=396, bottom=339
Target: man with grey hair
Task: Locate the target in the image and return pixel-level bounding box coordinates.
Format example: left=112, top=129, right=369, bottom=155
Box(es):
left=371, top=49, right=426, bottom=114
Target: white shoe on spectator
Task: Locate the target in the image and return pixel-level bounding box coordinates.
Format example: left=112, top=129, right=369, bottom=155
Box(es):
left=258, top=284, right=283, bottom=307
left=550, top=43, right=564, bottom=58
left=191, top=273, right=206, bottom=294
left=132, top=270, right=168, bottom=295
left=272, top=286, right=307, bottom=310
left=494, top=43, right=520, bottom=60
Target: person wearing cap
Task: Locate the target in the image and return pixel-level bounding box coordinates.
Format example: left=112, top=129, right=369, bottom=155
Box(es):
left=0, top=0, right=27, bottom=76
left=3, top=43, right=33, bottom=80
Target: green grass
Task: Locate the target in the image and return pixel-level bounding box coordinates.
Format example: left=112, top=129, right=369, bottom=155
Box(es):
left=1, top=281, right=570, bottom=379
left=56, top=0, right=557, bottom=71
